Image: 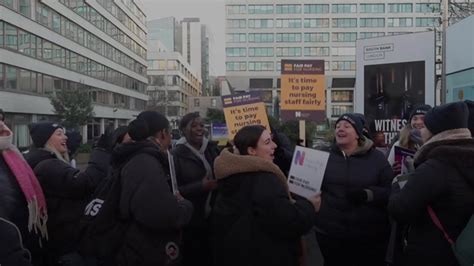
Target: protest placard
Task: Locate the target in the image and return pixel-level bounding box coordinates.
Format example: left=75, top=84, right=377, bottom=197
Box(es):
left=222, top=92, right=270, bottom=139
left=211, top=123, right=228, bottom=146
left=394, top=146, right=416, bottom=175
left=288, top=146, right=329, bottom=198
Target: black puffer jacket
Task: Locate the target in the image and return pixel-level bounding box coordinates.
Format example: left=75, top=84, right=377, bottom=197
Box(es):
left=114, top=141, right=193, bottom=266
left=212, top=150, right=315, bottom=266
left=315, top=139, right=393, bottom=240
left=388, top=129, right=474, bottom=266
left=24, top=148, right=110, bottom=260
left=172, top=141, right=220, bottom=228
left=0, top=217, right=32, bottom=266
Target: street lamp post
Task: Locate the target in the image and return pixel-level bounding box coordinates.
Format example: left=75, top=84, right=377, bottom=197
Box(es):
left=441, top=0, right=449, bottom=104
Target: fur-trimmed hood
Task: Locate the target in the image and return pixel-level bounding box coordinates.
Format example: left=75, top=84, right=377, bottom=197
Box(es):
left=414, top=128, right=474, bottom=187
left=214, top=148, right=290, bottom=196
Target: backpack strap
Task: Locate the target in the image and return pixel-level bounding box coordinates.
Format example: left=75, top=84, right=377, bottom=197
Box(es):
left=427, top=205, right=455, bottom=245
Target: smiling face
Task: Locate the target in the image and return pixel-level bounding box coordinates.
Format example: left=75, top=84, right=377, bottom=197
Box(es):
left=335, top=120, right=359, bottom=147
left=186, top=117, right=204, bottom=146
left=46, top=128, right=68, bottom=154
left=247, top=129, right=277, bottom=162
left=411, top=114, right=426, bottom=130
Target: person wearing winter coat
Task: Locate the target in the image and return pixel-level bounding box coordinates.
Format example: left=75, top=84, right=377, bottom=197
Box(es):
left=387, top=104, right=432, bottom=173
left=115, top=111, right=193, bottom=266
left=24, top=122, right=111, bottom=266
left=388, top=101, right=474, bottom=266
left=314, top=113, right=393, bottom=266
left=0, top=120, right=45, bottom=266
left=466, top=100, right=473, bottom=135
left=172, top=112, right=220, bottom=266
left=212, top=125, right=321, bottom=266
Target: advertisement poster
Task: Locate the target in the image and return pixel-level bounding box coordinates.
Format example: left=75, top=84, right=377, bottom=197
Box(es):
left=222, top=92, right=270, bottom=139
left=211, top=123, right=228, bottom=146
left=355, top=32, right=435, bottom=145
left=280, top=60, right=326, bottom=122
left=288, top=146, right=329, bottom=198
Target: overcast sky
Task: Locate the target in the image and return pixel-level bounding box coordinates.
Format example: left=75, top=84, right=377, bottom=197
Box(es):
left=139, top=0, right=226, bottom=76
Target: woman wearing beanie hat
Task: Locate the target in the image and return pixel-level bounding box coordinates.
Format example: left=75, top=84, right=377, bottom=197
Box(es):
left=24, top=122, right=111, bottom=265
left=389, top=101, right=474, bottom=266
left=387, top=104, right=432, bottom=174
left=109, top=110, right=193, bottom=265
left=171, top=112, right=220, bottom=266
left=314, top=113, right=393, bottom=266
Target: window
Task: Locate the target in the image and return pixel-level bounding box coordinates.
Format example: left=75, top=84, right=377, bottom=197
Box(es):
left=332, top=4, right=357, bottom=13
left=52, top=12, right=61, bottom=33
left=5, top=24, right=17, bottom=50
left=276, top=4, right=301, bottom=14
left=416, top=3, right=440, bottom=13
left=304, top=4, right=329, bottom=14
left=226, top=48, right=246, bottom=57
left=359, top=32, right=385, bottom=39
left=211, top=98, right=217, bottom=107
left=331, top=90, right=353, bottom=102
left=332, top=47, right=356, bottom=56
left=276, top=33, right=301, bottom=43
left=360, top=18, right=385, bottom=27
left=248, top=19, right=274, bottom=29
left=18, top=69, right=35, bottom=93
left=226, top=19, right=246, bottom=29
left=360, top=4, right=385, bottom=13
left=332, top=32, right=357, bottom=42
left=416, top=17, right=439, bottom=27
left=248, top=5, right=273, bottom=14
left=19, top=0, right=31, bottom=17
left=276, top=19, right=301, bottom=28
left=276, top=47, right=301, bottom=57
left=226, top=33, right=246, bottom=43
left=388, top=3, right=413, bottom=13
left=332, top=105, right=353, bottom=117
left=226, top=5, right=246, bottom=14
left=304, top=33, right=329, bottom=42
left=18, top=30, right=30, bottom=55
left=303, top=47, right=329, bottom=56
left=226, top=62, right=246, bottom=71
left=304, top=19, right=329, bottom=28
left=248, top=62, right=274, bottom=71
left=248, top=47, right=273, bottom=57
left=388, top=18, right=413, bottom=27
left=248, top=33, right=274, bottom=43
left=332, top=18, right=357, bottom=28
left=331, top=61, right=356, bottom=71
left=5, top=65, right=17, bottom=90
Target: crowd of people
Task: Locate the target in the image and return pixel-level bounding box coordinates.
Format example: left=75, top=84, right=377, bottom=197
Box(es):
left=0, top=100, right=473, bottom=266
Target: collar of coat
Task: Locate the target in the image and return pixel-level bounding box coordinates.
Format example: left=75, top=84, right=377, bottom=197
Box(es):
left=214, top=148, right=292, bottom=199
left=414, top=128, right=474, bottom=167
left=332, top=138, right=374, bottom=157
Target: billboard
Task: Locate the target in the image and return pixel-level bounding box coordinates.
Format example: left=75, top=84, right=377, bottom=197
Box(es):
left=280, top=60, right=326, bottom=122
left=355, top=31, right=435, bottom=145
left=222, top=92, right=270, bottom=139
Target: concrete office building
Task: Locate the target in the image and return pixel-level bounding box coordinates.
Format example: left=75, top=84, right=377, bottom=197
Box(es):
left=225, top=0, right=445, bottom=120
left=0, top=0, right=148, bottom=147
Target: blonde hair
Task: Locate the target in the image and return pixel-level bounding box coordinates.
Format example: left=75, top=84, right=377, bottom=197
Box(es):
left=398, top=124, right=417, bottom=150
left=44, top=143, right=70, bottom=164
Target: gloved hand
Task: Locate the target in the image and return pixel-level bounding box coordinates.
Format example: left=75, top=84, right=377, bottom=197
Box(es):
left=345, top=188, right=369, bottom=204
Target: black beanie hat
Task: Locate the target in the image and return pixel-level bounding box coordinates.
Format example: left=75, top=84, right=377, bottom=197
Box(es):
left=128, top=119, right=149, bottom=141
left=136, top=111, right=169, bottom=138
left=29, top=122, right=64, bottom=148
left=424, top=101, right=469, bottom=136
left=179, top=112, right=200, bottom=132
left=465, top=100, right=474, bottom=135
left=409, top=104, right=432, bottom=122
left=353, top=113, right=371, bottom=139
left=336, top=113, right=364, bottom=139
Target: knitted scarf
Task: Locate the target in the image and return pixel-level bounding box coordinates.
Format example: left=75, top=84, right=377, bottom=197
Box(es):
left=0, top=124, right=48, bottom=241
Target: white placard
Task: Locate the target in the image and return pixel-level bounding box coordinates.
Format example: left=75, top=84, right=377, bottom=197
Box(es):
left=288, top=146, right=330, bottom=198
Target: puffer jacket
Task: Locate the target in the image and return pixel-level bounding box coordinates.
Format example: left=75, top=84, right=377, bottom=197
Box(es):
left=314, top=139, right=393, bottom=241
left=212, top=149, right=315, bottom=266
left=114, top=141, right=193, bottom=266
left=388, top=128, right=474, bottom=266
left=24, top=148, right=110, bottom=260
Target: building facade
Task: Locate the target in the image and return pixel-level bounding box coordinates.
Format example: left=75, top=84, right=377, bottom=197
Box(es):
left=188, top=95, right=222, bottom=119
left=0, top=0, right=148, bottom=147
left=225, top=0, right=443, bottom=120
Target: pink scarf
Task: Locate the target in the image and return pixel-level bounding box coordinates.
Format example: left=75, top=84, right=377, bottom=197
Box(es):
left=0, top=124, right=48, bottom=241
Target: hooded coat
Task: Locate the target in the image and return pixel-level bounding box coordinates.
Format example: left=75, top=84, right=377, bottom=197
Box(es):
left=388, top=128, right=474, bottom=266
left=113, top=141, right=193, bottom=266
left=212, top=149, right=316, bottom=266
left=314, top=139, right=393, bottom=241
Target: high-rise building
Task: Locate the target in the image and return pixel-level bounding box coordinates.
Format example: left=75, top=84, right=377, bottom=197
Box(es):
left=0, top=0, right=148, bottom=147
left=225, top=0, right=444, bottom=120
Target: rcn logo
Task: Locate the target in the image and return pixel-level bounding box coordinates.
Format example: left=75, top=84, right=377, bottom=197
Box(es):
left=294, top=151, right=305, bottom=166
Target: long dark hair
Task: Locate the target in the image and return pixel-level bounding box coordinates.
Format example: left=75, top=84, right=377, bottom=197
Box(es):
left=233, top=125, right=266, bottom=155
